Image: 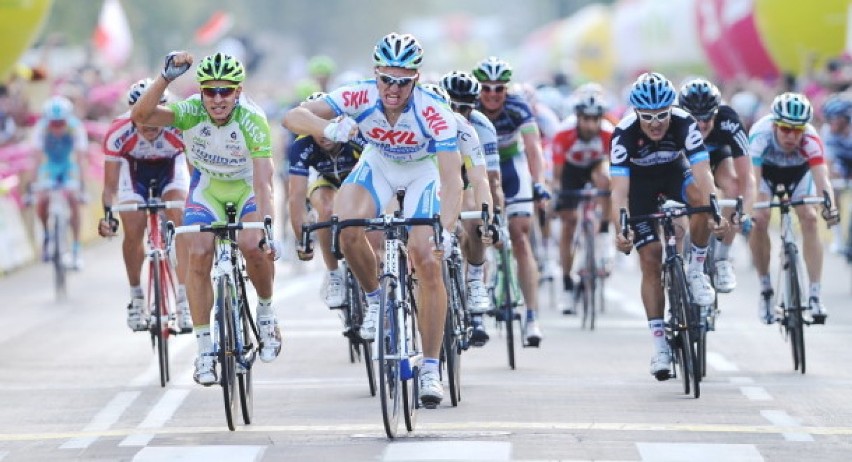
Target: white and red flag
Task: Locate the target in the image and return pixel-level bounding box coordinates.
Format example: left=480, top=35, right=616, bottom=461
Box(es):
left=92, top=0, right=133, bottom=68
left=195, top=11, right=234, bottom=46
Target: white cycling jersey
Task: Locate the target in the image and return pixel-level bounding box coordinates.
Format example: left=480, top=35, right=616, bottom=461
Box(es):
left=324, top=81, right=458, bottom=162
left=455, top=112, right=485, bottom=169
left=468, top=109, right=500, bottom=172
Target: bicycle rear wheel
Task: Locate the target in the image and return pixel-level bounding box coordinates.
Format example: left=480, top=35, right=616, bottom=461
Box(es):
left=785, top=244, right=806, bottom=374
left=378, top=276, right=401, bottom=438
left=581, top=224, right=596, bottom=330
left=216, top=275, right=238, bottom=431
left=349, top=271, right=376, bottom=396
left=499, top=249, right=517, bottom=369
left=670, top=263, right=699, bottom=398
left=151, top=253, right=170, bottom=387
left=442, top=265, right=462, bottom=407
left=236, top=278, right=254, bottom=425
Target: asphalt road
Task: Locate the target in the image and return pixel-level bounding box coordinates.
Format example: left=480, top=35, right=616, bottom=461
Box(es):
left=0, top=234, right=850, bottom=461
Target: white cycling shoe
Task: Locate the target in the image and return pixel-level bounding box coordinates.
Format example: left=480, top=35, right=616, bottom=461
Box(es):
left=258, top=315, right=282, bottom=363
left=193, top=354, right=217, bottom=386
left=713, top=260, right=736, bottom=293
left=687, top=271, right=715, bottom=306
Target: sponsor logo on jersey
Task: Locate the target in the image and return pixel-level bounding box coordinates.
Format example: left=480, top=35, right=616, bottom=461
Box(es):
left=720, top=119, right=740, bottom=133
left=201, top=126, right=211, bottom=137
left=237, top=112, right=268, bottom=146
left=231, top=131, right=237, bottom=140
left=422, top=106, right=448, bottom=136
left=343, top=90, right=369, bottom=109
left=365, top=127, right=418, bottom=146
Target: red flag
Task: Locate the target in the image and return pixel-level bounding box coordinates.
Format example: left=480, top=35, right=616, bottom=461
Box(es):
left=92, top=0, right=133, bottom=68
left=195, top=11, right=234, bottom=46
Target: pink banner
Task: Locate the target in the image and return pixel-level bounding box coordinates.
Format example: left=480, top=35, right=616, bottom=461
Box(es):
left=695, top=0, right=778, bottom=81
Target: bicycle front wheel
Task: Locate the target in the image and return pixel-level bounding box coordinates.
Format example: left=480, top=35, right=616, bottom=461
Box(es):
left=53, top=218, right=67, bottom=301
left=378, top=276, right=402, bottom=438
left=216, top=275, right=238, bottom=431
left=237, top=286, right=254, bottom=425
left=499, top=249, right=517, bottom=369
left=151, top=253, right=170, bottom=387
left=671, top=264, right=700, bottom=398
left=442, top=266, right=461, bottom=407
left=785, top=244, right=806, bottom=374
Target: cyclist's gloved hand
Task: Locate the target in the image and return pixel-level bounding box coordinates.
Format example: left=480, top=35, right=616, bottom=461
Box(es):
left=739, top=214, right=753, bottom=236
left=322, top=116, right=358, bottom=143
left=822, top=207, right=840, bottom=227
left=296, top=242, right=313, bottom=261
left=260, top=238, right=282, bottom=261
left=533, top=182, right=551, bottom=201
left=161, top=51, right=192, bottom=82
left=431, top=229, right=454, bottom=259
left=615, top=228, right=634, bottom=255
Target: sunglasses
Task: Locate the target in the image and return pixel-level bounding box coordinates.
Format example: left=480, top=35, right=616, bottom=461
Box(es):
left=774, top=122, right=805, bottom=134
left=375, top=71, right=417, bottom=87
left=451, top=101, right=476, bottom=110
left=481, top=83, right=506, bottom=94
left=693, top=112, right=716, bottom=122
left=200, top=85, right=239, bottom=98
left=636, top=109, right=671, bottom=123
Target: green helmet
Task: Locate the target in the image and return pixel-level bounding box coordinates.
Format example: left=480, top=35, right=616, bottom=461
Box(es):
left=308, top=55, right=336, bottom=77
left=196, top=52, right=245, bottom=84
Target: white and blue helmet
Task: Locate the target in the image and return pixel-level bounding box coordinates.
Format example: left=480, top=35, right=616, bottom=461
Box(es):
left=771, top=92, right=813, bottom=126
left=373, top=33, right=423, bottom=69
left=42, top=95, right=73, bottom=121
left=629, top=72, right=676, bottom=111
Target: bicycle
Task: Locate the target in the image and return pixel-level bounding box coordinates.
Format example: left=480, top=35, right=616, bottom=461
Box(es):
left=753, top=187, right=832, bottom=375
left=328, top=188, right=440, bottom=438
left=106, top=180, right=187, bottom=388
left=559, top=186, right=611, bottom=330
left=167, top=204, right=271, bottom=431
left=620, top=194, right=722, bottom=399
left=488, top=196, right=539, bottom=371
left=41, top=178, right=73, bottom=301
left=300, top=221, right=376, bottom=397
left=440, top=204, right=492, bottom=406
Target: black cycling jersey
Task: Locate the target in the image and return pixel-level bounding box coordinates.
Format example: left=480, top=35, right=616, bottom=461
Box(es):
left=287, top=133, right=364, bottom=187
left=701, top=104, right=748, bottom=169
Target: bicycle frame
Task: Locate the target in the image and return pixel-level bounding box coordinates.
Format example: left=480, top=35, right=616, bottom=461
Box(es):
left=47, top=185, right=71, bottom=300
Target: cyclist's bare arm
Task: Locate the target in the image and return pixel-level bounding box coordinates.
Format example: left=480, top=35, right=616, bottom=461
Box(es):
left=287, top=175, right=309, bottom=239
left=253, top=156, right=275, bottom=222
left=438, top=150, right=463, bottom=232
left=101, top=161, right=120, bottom=207
left=488, top=170, right=504, bottom=211
left=281, top=100, right=337, bottom=139
left=467, top=164, right=493, bottom=218
left=130, top=74, right=177, bottom=128
left=521, top=129, right=545, bottom=184
left=733, top=156, right=756, bottom=214
left=811, top=163, right=837, bottom=210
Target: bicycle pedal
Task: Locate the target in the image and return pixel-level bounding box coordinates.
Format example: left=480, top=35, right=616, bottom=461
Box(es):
left=810, top=314, right=826, bottom=325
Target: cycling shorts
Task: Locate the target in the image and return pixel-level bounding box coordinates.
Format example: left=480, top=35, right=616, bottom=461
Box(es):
left=34, top=162, right=80, bottom=191
left=183, top=170, right=257, bottom=225
left=556, top=160, right=603, bottom=211
left=117, top=153, right=189, bottom=203
left=500, top=154, right=533, bottom=217
left=628, top=159, right=695, bottom=250
left=343, top=144, right=440, bottom=219
left=759, top=164, right=813, bottom=200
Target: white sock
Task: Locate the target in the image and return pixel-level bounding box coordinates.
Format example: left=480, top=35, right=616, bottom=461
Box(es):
left=715, top=241, right=731, bottom=261
left=257, top=297, right=274, bottom=318
left=366, top=288, right=382, bottom=307
left=688, top=244, right=708, bottom=274
left=649, top=318, right=668, bottom=352
left=759, top=275, right=772, bottom=292
left=195, top=326, right=212, bottom=354
left=809, top=282, right=821, bottom=300
left=467, top=262, right=485, bottom=281
left=177, top=285, right=187, bottom=303
left=130, top=285, right=143, bottom=299
left=421, top=358, right=439, bottom=374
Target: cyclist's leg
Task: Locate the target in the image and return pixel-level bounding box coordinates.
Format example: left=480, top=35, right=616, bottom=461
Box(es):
left=556, top=162, right=586, bottom=295
left=682, top=161, right=716, bottom=306
left=591, top=160, right=613, bottom=273
left=710, top=158, right=739, bottom=291
left=504, top=155, right=541, bottom=330
left=162, top=153, right=190, bottom=288
left=749, top=176, right=774, bottom=322
left=791, top=175, right=825, bottom=318
left=309, top=183, right=341, bottom=273
left=403, top=171, right=446, bottom=405
left=335, top=149, right=388, bottom=339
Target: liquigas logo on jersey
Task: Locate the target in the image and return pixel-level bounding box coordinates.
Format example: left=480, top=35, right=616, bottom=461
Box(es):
left=237, top=112, right=268, bottom=146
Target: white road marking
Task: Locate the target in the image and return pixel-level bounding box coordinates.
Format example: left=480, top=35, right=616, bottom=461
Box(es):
left=636, top=442, right=763, bottom=461
left=740, top=386, right=773, bottom=401
left=120, top=389, right=190, bottom=447
left=132, top=445, right=266, bottom=462
left=383, top=441, right=511, bottom=461
left=706, top=352, right=739, bottom=372
left=729, top=376, right=755, bottom=385
left=760, top=410, right=815, bottom=442
left=60, top=391, right=140, bottom=449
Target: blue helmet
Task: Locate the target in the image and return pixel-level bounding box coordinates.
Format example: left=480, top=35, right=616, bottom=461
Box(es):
left=822, top=94, right=852, bottom=121
left=629, top=72, right=676, bottom=111
left=771, top=92, right=812, bottom=126
left=42, top=95, right=73, bottom=121
left=373, top=33, right=423, bottom=69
